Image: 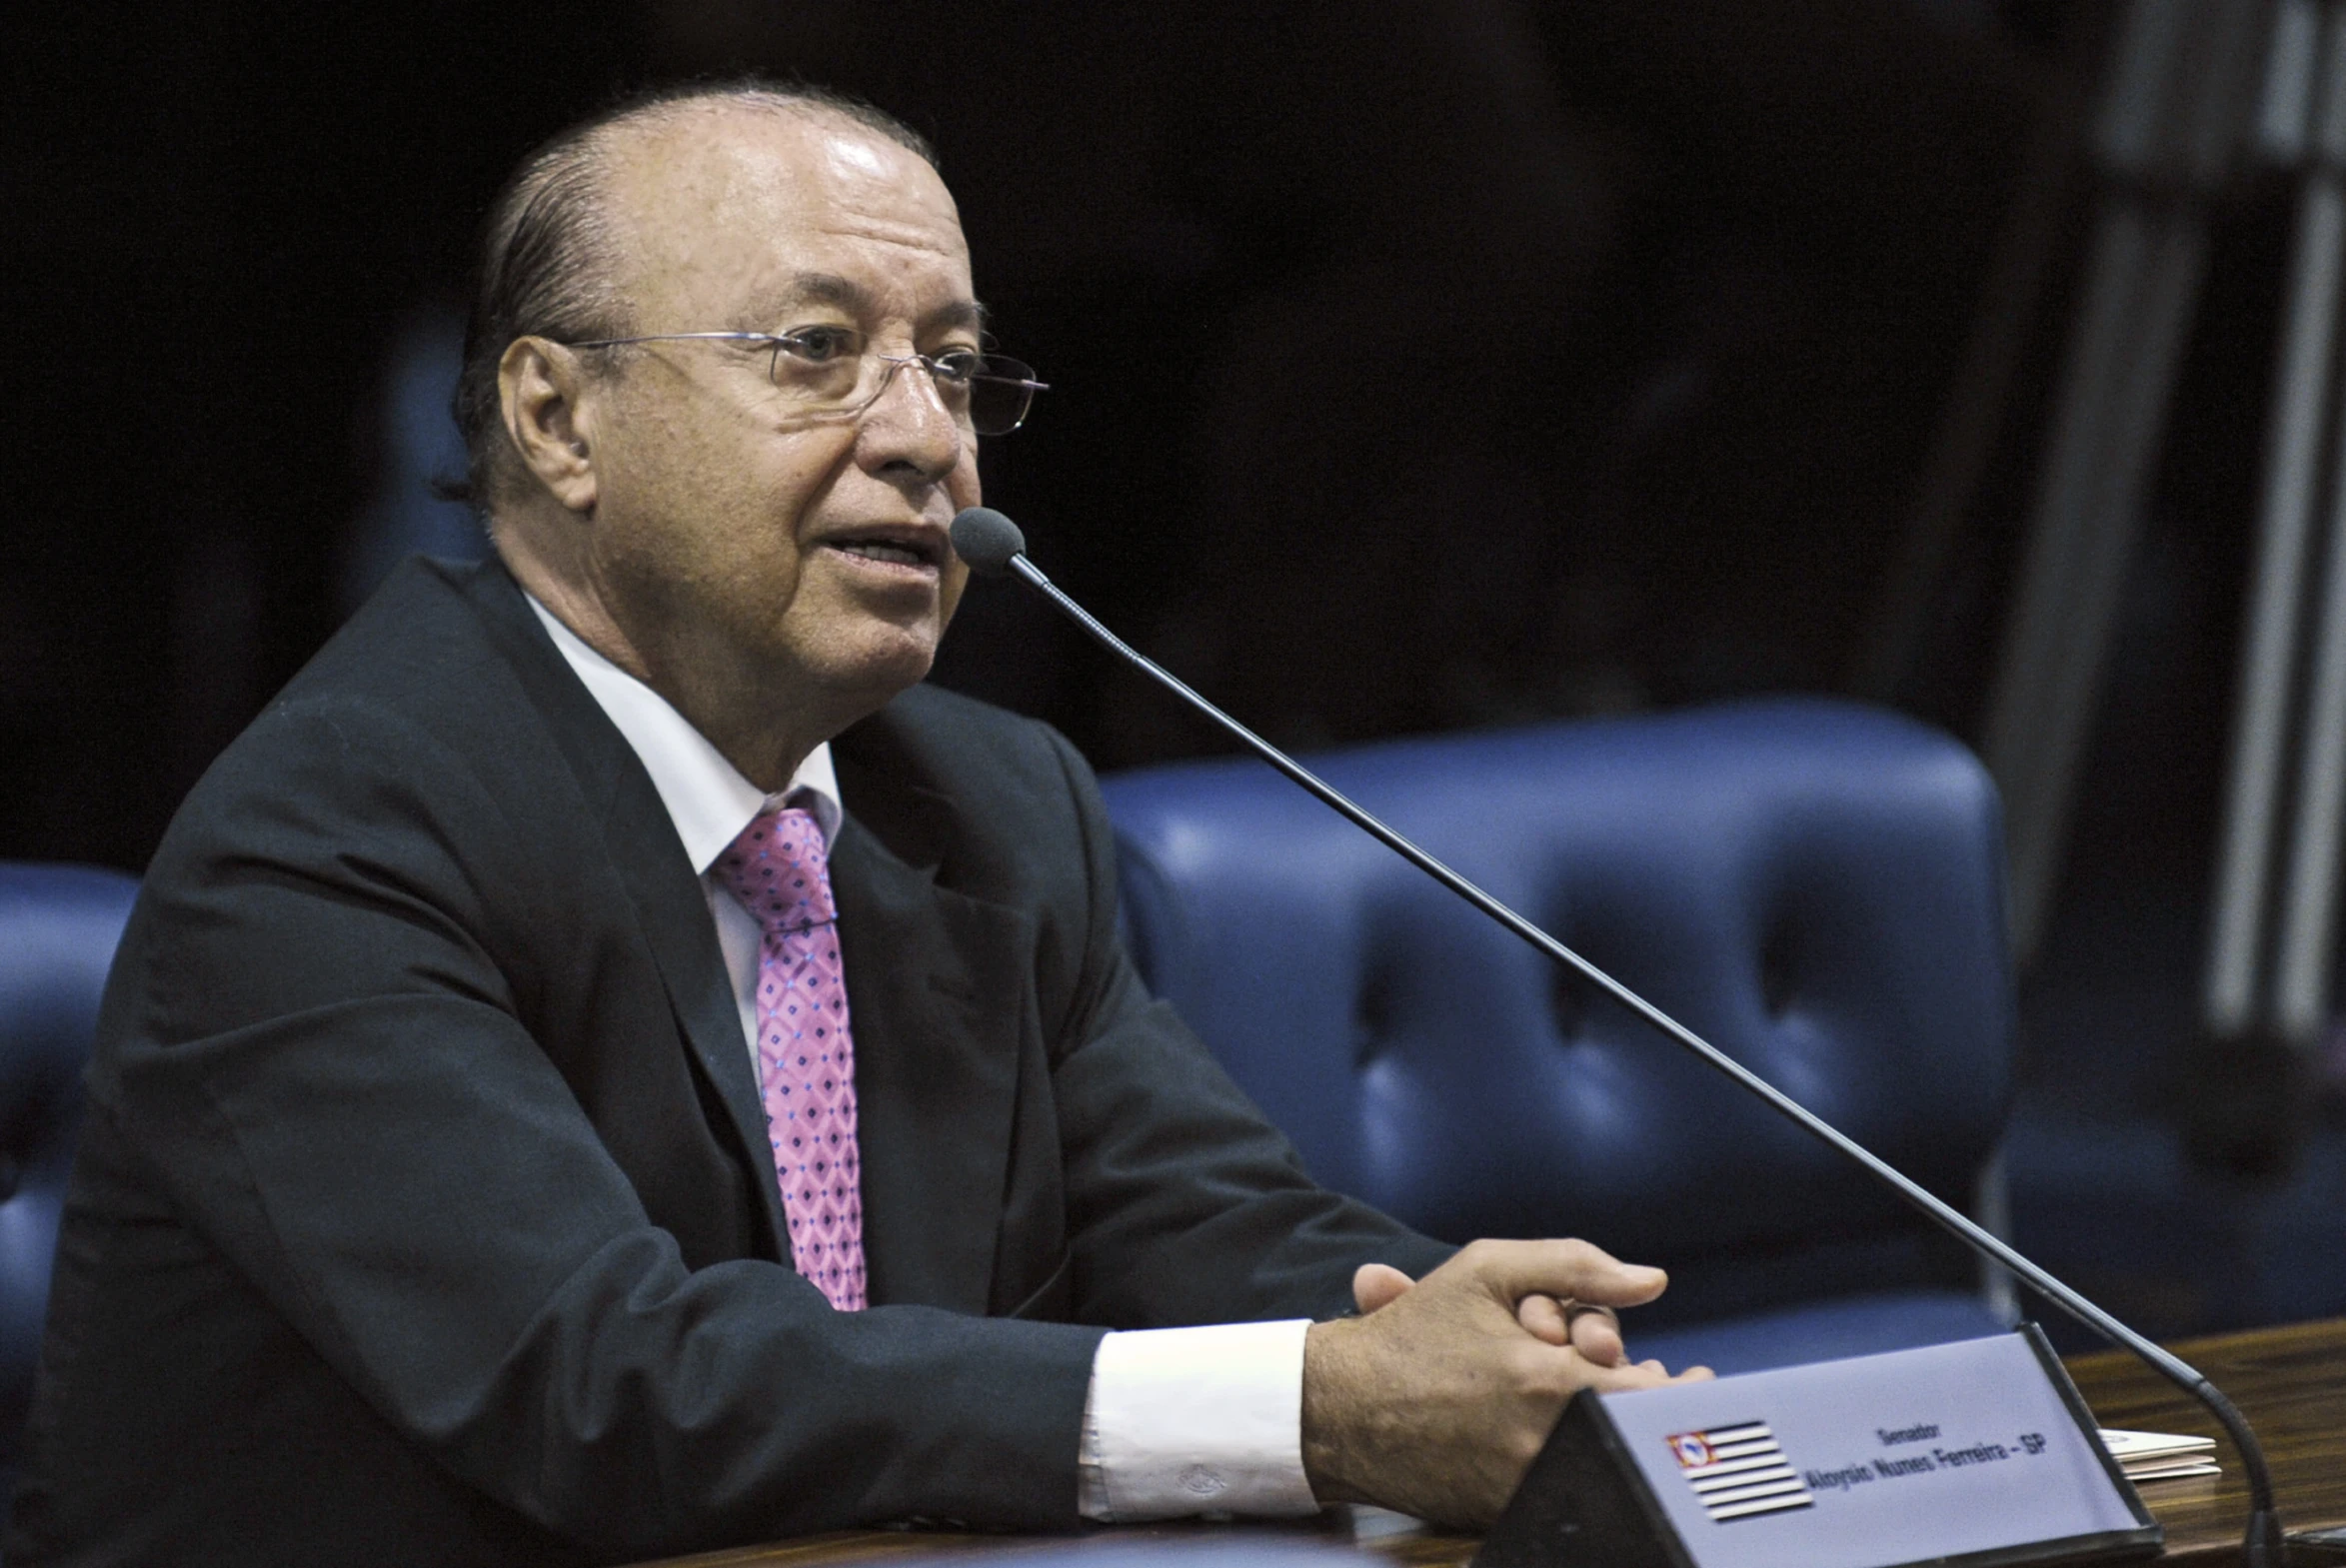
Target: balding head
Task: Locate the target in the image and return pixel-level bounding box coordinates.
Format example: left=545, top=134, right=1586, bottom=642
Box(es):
left=452, top=83, right=937, bottom=512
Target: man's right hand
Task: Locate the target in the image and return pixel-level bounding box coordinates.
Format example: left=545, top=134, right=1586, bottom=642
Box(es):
left=1299, top=1239, right=1710, bottom=1528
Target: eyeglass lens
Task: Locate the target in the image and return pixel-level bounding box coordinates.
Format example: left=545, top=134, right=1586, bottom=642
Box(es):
left=966, top=359, right=1040, bottom=436
left=766, top=346, right=1040, bottom=435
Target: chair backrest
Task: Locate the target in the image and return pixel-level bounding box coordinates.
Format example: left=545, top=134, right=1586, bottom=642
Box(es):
left=1100, top=698, right=2014, bottom=1328
left=0, top=864, right=138, bottom=1469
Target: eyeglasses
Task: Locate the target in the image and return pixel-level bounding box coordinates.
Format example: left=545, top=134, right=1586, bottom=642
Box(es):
left=560, top=328, right=1048, bottom=435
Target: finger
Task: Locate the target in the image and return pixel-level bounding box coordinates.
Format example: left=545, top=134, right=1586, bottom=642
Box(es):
left=1581, top=1356, right=1684, bottom=1392
left=1454, top=1237, right=1669, bottom=1310
left=1566, top=1306, right=1626, bottom=1367
left=1517, top=1293, right=1570, bottom=1345
left=1351, top=1262, right=1416, bottom=1315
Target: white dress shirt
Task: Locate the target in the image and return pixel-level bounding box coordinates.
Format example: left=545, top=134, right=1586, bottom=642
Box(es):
left=526, top=597, right=1318, bottom=1521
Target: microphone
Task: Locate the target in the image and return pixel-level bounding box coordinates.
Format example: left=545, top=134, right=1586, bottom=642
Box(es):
left=947, top=505, right=1027, bottom=575
left=949, top=506, right=2285, bottom=1565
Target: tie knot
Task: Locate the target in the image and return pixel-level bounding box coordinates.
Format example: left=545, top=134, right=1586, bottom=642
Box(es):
left=714, top=806, right=837, bottom=936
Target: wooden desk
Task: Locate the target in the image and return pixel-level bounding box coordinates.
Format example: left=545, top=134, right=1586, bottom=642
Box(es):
left=641, top=1318, right=2346, bottom=1568
left=2063, top=1317, right=2346, bottom=1564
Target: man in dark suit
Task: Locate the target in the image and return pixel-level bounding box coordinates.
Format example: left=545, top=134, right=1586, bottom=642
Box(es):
left=9, top=84, right=1697, bottom=1566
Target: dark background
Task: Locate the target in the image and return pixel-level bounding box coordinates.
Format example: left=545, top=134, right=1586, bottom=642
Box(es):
left=5, top=0, right=2095, bottom=861
left=7, top=0, right=2339, bottom=1339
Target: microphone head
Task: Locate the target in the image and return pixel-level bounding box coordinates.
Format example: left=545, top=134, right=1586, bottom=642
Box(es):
left=950, top=508, right=1027, bottom=575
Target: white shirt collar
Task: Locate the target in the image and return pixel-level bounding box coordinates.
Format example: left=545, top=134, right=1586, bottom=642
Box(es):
left=525, top=594, right=843, bottom=871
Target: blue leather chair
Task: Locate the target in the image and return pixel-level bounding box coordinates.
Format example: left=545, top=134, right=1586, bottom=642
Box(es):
left=0, top=864, right=138, bottom=1483
left=1101, top=698, right=2015, bottom=1374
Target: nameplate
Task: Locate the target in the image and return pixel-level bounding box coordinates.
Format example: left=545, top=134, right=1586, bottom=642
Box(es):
left=1476, top=1327, right=2160, bottom=1568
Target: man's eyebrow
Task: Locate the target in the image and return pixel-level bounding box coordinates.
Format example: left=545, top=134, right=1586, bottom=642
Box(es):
left=927, top=298, right=990, bottom=334
left=764, top=272, right=989, bottom=334
left=780, top=273, right=873, bottom=315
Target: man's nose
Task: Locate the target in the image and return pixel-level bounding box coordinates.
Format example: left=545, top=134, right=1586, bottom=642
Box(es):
left=855, top=356, right=965, bottom=480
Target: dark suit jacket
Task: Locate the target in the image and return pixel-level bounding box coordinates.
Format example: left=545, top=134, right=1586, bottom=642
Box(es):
left=7, top=559, right=1449, bottom=1566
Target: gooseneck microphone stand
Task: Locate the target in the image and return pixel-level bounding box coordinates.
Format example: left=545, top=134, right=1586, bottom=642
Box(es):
left=948, top=506, right=2284, bottom=1566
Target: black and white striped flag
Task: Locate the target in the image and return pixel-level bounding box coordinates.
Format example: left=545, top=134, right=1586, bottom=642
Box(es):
left=1664, top=1421, right=1816, bottom=1522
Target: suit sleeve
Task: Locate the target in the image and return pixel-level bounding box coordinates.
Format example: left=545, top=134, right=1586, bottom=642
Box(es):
left=97, top=698, right=1106, bottom=1558
left=1030, top=726, right=1456, bottom=1328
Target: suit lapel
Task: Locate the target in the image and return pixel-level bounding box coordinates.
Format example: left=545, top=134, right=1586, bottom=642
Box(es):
left=459, top=563, right=790, bottom=1255
left=829, top=783, right=1032, bottom=1316
left=592, top=784, right=792, bottom=1253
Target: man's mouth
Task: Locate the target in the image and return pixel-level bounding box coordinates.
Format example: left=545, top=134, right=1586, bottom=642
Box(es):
left=825, top=533, right=945, bottom=569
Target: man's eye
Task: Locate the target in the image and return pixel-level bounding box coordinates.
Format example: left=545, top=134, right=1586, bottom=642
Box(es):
left=779, top=328, right=858, bottom=363
left=929, top=351, right=982, bottom=385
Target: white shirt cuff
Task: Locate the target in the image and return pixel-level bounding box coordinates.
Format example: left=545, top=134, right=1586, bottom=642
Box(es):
left=1076, top=1320, right=1318, bottom=1521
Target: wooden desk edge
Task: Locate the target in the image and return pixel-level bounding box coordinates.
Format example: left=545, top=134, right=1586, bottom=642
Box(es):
left=638, top=1518, right=1484, bottom=1568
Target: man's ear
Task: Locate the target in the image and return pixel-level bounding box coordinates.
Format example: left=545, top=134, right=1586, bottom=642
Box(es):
left=500, top=338, right=601, bottom=514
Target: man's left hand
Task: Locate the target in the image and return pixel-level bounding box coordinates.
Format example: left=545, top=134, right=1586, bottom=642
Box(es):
left=1352, top=1263, right=1630, bottom=1364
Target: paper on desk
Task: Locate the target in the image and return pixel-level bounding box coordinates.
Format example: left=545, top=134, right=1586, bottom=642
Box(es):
left=2099, top=1428, right=2219, bottom=1482
left=2119, top=1459, right=2222, bottom=1481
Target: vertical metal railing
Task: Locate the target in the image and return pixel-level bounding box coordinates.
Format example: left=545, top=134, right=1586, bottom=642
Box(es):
left=1985, top=0, right=2278, bottom=964
left=2205, top=0, right=2346, bottom=1052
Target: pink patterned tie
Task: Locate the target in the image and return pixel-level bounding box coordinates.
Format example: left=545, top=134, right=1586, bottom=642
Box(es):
left=713, top=806, right=867, bottom=1310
